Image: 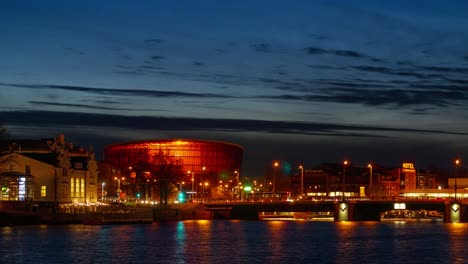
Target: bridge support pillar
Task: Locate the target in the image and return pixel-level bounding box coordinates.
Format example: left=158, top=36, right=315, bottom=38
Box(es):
left=446, top=202, right=461, bottom=223
left=336, top=201, right=353, bottom=221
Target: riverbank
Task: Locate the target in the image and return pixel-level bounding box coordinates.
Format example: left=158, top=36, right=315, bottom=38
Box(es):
left=0, top=202, right=212, bottom=226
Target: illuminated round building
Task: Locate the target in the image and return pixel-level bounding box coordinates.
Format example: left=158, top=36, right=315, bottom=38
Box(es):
left=104, top=139, right=243, bottom=185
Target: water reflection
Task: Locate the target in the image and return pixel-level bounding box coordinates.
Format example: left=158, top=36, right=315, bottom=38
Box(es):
left=2, top=221, right=468, bottom=263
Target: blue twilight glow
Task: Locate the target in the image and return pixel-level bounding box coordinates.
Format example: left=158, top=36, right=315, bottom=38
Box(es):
left=0, top=1, right=467, bottom=176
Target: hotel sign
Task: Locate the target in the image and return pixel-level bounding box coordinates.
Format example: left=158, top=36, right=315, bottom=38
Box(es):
left=402, top=163, right=415, bottom=172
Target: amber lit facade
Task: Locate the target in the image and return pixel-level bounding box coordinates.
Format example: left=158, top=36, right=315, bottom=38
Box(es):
left=104, top=139, right=243, bottom=183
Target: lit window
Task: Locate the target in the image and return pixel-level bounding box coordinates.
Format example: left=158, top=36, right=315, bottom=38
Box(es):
left=81, top=178, right=85, bottom=198
left=76, top=178, right=80, bottom=197
left=41, top=186, right=46, bottom=197
left=71, top=177, right=75, bottom=197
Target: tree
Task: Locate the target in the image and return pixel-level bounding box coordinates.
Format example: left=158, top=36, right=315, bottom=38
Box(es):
left=134, top=147, right=184, bottom=207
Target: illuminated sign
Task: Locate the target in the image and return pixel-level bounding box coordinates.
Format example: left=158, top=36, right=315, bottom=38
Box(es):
left=402, top=163, right=415, bottom=172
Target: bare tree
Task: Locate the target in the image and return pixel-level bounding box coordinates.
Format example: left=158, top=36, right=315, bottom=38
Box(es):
left=134, top=147, right=184, bottom=207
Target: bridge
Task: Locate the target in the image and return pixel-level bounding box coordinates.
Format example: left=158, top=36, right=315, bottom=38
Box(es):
left=203, top=199, right=468, bottom=222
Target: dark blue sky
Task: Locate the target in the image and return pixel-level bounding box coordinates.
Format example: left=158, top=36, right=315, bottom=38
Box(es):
left=1, top=1, right=467, bottom=177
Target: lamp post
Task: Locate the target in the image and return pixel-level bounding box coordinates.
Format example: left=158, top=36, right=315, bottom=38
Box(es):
left=114, top=177, right=125, bottom=201
left=202, top=182, right=209, bottom=202
left=273, top=162, right=279, bottom=195
left=101, top=182, right=106, bottom=202
left=455, top=159, right=461, bottom=201
left=234, top=170, right=239, bottom=200
left=188, top=170, right=195, bottom=201
left=299, top=165, right=304, bottom=197
left=368, top=164, right=372, bottom=199
left=343, top=160, right=349, bottom=200
left=201, top=166, right=206, bottom=201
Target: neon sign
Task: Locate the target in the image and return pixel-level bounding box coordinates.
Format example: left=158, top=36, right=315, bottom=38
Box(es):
left=402, top=163, right=415, bottom=172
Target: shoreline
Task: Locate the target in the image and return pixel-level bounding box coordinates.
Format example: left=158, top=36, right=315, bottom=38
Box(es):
left=0, top=203, right=213, bottom=226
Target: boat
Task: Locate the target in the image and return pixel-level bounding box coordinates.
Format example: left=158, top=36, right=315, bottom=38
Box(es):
left=259, top=211, right=334, bottom=221
left=380, top=209, right=444, bottom=222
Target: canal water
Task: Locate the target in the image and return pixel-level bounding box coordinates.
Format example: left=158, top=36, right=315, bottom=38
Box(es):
left=1, top=220, right=468, bottom=263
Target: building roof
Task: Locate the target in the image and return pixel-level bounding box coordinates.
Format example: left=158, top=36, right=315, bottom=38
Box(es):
left=105, top=138, right=244, bottom=150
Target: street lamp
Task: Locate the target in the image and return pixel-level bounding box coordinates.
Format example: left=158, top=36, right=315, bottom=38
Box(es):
left=114, top=177, right=125, bottom=201
left=273, top=162, right=279, bottom=195
left=368, top=164, right=373, bottom=199
left=202, top=182, right=209, bottom=202
left=234, top=170, right=240, bottom=200
left=201, top=166, right=206, bottom=201
left=188, top=170, right=195, bottom=201
left=343, top=160, right=349, bottom=200
left=299, top=165, right=304, bottom=197
left=455, top=159, right=461, bottom=201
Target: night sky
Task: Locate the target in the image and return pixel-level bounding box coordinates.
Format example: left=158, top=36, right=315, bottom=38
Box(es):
left=1, top=1, right=467, bottom=177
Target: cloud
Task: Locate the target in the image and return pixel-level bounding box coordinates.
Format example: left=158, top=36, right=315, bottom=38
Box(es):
left=149, top=55, right=165, bottom=61
left=28, top=101, right=166, bottom=112
left=0, top=82, right=234, bottom=99
left=251, top=43, right=272, bottom=53
left=351, top=65, right=447, bottom=79
left=192, top=61, right=205, bottom=66
left=416, top=66, right=468, bottom=74
left=144, top=39, right=164, bottom=44
left=1, top=111, right=466, bottom=137
left=304, top=46, right=384, bottom=62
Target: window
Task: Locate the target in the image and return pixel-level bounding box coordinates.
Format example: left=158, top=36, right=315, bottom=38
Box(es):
left=76, top=178, right=80, bottom=198
left=74, top=162, right=83, bottom=169
left=70, top=177, right=74, bottom=197
left=81, top=178, right=85, bottom=198
left=41, top=186, right=46, bottom=197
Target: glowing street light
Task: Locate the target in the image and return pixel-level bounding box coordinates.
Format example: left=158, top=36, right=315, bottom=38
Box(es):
left=202, top=182, right=209, bottom=202
left=455, top=159, right=461, bottom=201
left=273, top=162, right=279, bottom=194
left=188, top=170, right=195, bottom=199
left=114, top=177, right=125, bottom=201
left=299, top=165, right=304, bottom=196
left=368, top=164, right=373, bottom=198
left=342, top=160, right=349, bottom=200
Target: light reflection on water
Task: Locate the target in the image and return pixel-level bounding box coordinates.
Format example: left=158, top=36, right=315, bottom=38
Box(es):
left=1, top=221, right=468, bottom=263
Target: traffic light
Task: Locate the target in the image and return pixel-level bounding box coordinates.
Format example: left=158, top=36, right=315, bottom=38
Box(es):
left=178, top=192, right=185, bottom=203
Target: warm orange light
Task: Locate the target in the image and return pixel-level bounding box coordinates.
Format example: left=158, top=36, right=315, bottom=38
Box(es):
left=202, top=166, right=206, bottom=171
left=299, top=165, right=303, bottom=169
left=344, top=160, right=349, bottom=165
left=204, top=182, right=209, bottom=186
left=455, top=159, right=461, bottom=166
left=368, top=164, right=372, bottom=168
left=274, top=162, right=279, bottom=167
